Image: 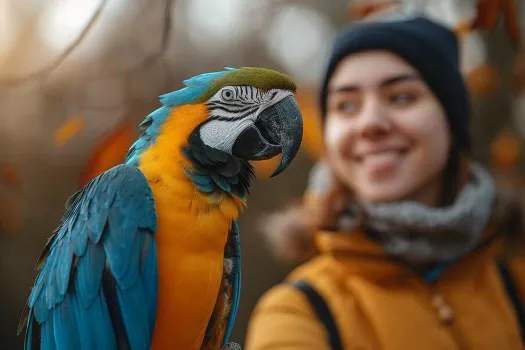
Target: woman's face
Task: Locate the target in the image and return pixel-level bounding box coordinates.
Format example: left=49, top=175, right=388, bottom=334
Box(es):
left=324, top=50, right=451, bottom=205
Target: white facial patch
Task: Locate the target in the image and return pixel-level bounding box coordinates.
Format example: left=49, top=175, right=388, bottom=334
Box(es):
left=201, top=86, right=294, bottom=153
left=199, top=117, right=255, bottom=153
left=265, top=89, right=294, bottom=105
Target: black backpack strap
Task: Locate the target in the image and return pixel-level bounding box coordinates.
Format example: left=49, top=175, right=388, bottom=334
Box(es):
left=497, top=259, right=525, bottom=342
left=287, top=280, right=343, bottom=350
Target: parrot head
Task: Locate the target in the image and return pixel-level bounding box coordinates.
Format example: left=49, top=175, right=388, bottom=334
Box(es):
left=189, top=67, right=303, bottom=177
left=126, top=67, right=303, bottom=198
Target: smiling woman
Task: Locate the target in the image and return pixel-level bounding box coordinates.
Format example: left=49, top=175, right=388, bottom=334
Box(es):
left=324, top=52, right=452, bottom=206
left=245, top=14, right=525, bottom=350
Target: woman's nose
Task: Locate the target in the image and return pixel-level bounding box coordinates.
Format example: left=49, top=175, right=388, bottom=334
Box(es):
left=356, top=96, right=392, bottom=139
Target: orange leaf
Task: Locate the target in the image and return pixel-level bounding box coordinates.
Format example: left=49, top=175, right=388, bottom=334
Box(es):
left=348, top=1, right=399, bottom=20
left=55, top=116, right=85, bottom=146
left=79, top=119, right=135, bottom=186
left=0, top=163, right=20, bottom=187
left=454, top=21, right=474, bottom=37
left=466, top=63, right=499, bottom=97
left=490, top=129, right=521, bottom=171
left=0, top=190, right=22, bottom=237
left=473, top=0, right=503, bottom=30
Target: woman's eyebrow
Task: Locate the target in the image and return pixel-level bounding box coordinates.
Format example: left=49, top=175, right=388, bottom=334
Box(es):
left=328, top=73, right=421, bottom=96
left=329, top=84, right=360, bottom=95
left=380, top=73, right=421, bottom=87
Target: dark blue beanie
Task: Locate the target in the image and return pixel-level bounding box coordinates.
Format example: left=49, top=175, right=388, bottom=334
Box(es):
left=320, top=16, right=471, bottom=150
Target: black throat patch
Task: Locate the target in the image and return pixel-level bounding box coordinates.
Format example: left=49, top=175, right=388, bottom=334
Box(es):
left=182, top=126, right=255, bottom=199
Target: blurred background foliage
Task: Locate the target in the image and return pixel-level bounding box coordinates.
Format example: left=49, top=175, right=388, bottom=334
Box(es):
left=0, top=0, right=524, bottom=349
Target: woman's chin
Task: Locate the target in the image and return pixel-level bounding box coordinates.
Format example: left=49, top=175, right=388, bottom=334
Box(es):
left=354, top=181, right=415, bottom=204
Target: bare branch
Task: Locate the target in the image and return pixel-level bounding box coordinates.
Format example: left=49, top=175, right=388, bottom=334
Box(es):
left=131, top=0, right=176, bottom=72
left=0, top=0, right=109, bottom=87
left=77, top=0, right=175, bottom=80
left=120, top=0, right=175, bottom=105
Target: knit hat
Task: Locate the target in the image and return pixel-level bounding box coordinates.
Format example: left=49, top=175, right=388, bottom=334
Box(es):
left=320, top=15, right=471, bottom=150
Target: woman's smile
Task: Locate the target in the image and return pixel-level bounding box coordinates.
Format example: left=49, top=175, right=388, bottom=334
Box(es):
left=355, top=147, right=408, bottom=176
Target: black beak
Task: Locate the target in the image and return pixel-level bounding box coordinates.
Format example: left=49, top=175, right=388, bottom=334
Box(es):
left=231, top=95, right=303, bottom=177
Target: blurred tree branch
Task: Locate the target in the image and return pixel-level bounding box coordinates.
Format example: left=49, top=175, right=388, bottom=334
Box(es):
left=0, top=0, right=109, bottom=87
left=0, top=0, right=176, bottom=88
left=134, top=0, right=176, bottom=72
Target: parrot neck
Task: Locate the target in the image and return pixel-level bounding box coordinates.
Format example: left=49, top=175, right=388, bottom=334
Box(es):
left=136, top=104, right=246, bottom=221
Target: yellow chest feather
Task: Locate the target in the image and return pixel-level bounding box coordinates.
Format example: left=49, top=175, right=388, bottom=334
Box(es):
left=135, top=104, right=244, bottom=349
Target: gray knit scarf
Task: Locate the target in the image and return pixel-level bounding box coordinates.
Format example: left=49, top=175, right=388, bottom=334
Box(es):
left=311, top=162, right=496, bottom=264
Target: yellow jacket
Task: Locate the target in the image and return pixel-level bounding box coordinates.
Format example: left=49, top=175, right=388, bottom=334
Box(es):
left=245, top=215, right=525, bottom=349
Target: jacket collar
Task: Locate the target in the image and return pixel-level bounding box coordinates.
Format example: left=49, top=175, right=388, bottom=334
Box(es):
left=313, top=216, right=506, bottom=284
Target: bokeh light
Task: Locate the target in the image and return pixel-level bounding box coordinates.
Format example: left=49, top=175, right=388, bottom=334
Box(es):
left=263, top=4, right=335, bottom=84
left=184, top=0, right=260, bottom=53
left=0, top=1, right=17, bottom=64
left=37, top=0, right=103, bottom=51
left=460, top=31, right=487, bottom=74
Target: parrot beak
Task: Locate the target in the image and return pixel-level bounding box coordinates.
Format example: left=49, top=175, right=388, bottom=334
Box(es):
left=231, top=95, right=303, bottom=177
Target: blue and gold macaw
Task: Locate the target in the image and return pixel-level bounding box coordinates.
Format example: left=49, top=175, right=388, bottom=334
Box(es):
left=18, top=67, right=303, bottom=350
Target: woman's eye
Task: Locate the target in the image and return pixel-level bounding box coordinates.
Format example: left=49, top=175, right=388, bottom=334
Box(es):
left=390, top=92, right=415, bottom=105
left=338, top=101, right=358, bottom=114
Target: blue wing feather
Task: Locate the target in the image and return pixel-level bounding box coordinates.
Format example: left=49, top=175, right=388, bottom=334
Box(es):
left=141, top=235, right=158, bottom=333
left=40, top=315, right=55, bottom=350
left=20, top=164, right=158, bottom=350
left=222, top=220, right=241, bottom=346
left=53, top=293, right=81, bottom=349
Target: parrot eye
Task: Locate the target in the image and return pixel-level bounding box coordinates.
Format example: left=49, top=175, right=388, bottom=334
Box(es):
left=221, top=88, right=235, bottom=101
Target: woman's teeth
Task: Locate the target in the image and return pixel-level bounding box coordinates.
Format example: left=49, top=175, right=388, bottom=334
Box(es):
left=359, top=150, right=401, bottom=162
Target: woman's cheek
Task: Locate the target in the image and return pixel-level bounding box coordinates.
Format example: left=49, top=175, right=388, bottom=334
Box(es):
left=324, top=118, right=352, bottom=155
left=397, top=102, right=447, bottom=139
